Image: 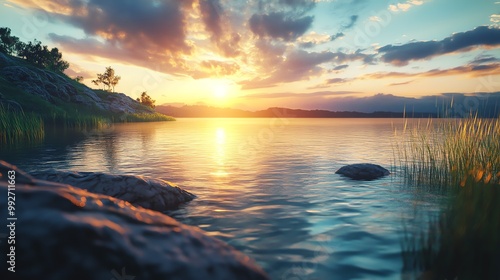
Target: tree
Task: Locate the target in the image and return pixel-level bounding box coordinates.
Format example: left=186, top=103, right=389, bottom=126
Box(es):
left=0, top=27, right=20, bottom=55
left=136, top=91, right=155, bottom=108
left=74, top=76, right=84, bottom=83
left=92, top=66, right=121, bottom=92
left=17, top=40, right=69, bottom=72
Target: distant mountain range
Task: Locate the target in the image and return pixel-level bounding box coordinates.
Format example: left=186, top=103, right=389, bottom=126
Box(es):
left=155, top=105, right=438, bottom=118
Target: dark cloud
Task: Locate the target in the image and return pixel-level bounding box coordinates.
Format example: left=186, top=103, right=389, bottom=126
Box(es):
left=333, top=64, right=349, bottom=70
left=279, top=0, right=316, bottom=11
left=327, top=78, right=349, bottom=84
left=330, top=32, right=345, bottom=41
left=343, top=15, right=358, bottom=29
left=331, top=50, right=375, bottom=64
left=379, top=26, right=500, bottom=66
left=249, top=12, right=314, bottom=41
left=199, top=0, right=224, bottom=38
left=389, top=80, right=414, bottom=86
left=25, top=0, right=199, bottom=76
left=63, top=0, right=193, bottom=54
left=367, top=63, right=500, bottom=79
left=199, top=0, right=241, bottom=57
left=470, top=55, right=500, bottom=65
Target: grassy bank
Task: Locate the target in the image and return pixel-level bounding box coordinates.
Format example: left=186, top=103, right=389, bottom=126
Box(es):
left=0, top=106, right=44, bottom=143
left=117, top=112, right=176, bottom=122
left=397, top=117, right=500, bottom=279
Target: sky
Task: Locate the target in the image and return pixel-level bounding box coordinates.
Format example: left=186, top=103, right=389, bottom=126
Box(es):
left=1, top=0, right=499, bottom=112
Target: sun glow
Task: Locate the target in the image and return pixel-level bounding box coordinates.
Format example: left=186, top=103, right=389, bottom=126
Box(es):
left=214, top=84, right=228, bottom=99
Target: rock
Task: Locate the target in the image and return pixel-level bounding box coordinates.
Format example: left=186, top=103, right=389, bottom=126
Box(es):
left=31, top=170, right=196, bottom=212
left=336, top=163, right=390, bottom=180
left=0, top=161, right=269, bottom=280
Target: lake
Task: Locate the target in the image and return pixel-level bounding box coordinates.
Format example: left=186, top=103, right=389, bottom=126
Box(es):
left=0, top=117, right=444, bottom=279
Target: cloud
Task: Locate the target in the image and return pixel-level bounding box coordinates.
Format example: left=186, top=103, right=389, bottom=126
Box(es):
left=333, top=64, right=349, bottom=70
left=470, top=55, right=500, bottom=65
left=329, top=32, right=345, bottom=42
left=243, top=90, right=359, bottom=99
left=13, top=0, right=198, bottom=76
left=379, top=26, right=500, bottom=66
left=200, top=60, right=240, bottom=76
left=199, top=0, right=241, bottom=57
left=64, top=64, right=95, bottom=80
left=388, top=0, right=423, bottom=12
left=327, top=78, right=349, bottom=84
left=366, top=63, right=500, bottom=79
left=389, top=80, right=414, bottom=86
left=343, top=15, right=359, bottom=29
left=491, top=14, right=500, bottom=27
left=297, top=31, right=331, bottom=48
left=249, top=12, right=314, bottom=41
left=241, top=49, right=336, bottom=89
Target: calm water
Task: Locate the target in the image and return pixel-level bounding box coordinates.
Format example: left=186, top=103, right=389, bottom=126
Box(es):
left=1, top=118, right=443, bottom=279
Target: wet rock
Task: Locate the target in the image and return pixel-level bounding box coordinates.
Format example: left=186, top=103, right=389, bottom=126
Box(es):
left=0, top=161, right=269, bottom=280
left=31, top=170, right=196, bottom=212
left=336, top=163, right=390, bottom=180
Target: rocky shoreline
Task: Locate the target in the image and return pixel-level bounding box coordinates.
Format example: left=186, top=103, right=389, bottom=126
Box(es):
left=0, top=160, right=269, bottom=280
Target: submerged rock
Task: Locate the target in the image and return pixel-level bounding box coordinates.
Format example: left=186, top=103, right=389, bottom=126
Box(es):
left=336, top=163, right=390, bottom=180
left=0, top=161, right=269, bottom=280
left=31, top=170, right=196, bottom=212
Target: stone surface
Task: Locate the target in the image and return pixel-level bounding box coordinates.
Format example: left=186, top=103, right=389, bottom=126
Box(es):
left=31, top=170, right=196, bottom=212
left=0, top=161, right=269, bottom=280
left=336, top=163, right=390, bottom=180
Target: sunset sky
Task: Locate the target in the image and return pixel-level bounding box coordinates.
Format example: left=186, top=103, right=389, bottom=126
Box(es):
left=1, top=0, right=499, bottom=111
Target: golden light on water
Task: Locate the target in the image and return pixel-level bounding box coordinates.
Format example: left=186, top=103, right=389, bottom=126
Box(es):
left=212, top=127, right=229, bottom=178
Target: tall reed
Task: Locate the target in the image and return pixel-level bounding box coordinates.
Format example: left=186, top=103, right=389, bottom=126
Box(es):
left=395, top=116, right=500, bottom=191
left=397, top=116, right=500, bottom=279
left=0, top=106, right=44, bottom=144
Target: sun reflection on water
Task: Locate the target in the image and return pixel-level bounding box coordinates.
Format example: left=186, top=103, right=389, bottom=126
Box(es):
left=212, top=127, right=229, bottom=178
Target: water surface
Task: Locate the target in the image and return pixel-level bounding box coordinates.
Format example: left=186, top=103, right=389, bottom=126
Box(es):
left=1, top=118, right=443, bottom=279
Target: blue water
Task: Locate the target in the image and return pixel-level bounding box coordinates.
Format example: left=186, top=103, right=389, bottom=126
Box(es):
left=0, top=118, right=444, bottom=279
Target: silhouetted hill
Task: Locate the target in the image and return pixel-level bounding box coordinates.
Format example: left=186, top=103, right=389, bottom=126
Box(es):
left=155, top=105, right=438, bottom=118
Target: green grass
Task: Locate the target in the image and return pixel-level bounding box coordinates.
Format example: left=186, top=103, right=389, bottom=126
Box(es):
left=396, top=116, right=500, bottom=279
left=119, top=112, right=176, bottom=122
left=0, top=105, right=44, bottom=143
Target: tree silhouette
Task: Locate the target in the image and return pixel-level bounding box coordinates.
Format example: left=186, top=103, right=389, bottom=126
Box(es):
left=92, top=66, right=121, bottom=92
left=0, top=27, right=20, bottom=55
left=136, top=91, right=155, bottom=108
left=17, top=40, right=69, bottom=72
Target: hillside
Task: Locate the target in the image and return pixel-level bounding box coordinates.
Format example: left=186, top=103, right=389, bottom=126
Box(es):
left=156, top=104, right=438, bottom=118
left=0, top=52, right=173, bottom=123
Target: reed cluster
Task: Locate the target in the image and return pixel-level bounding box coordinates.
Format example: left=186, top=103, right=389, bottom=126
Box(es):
left=0, top=106, right=44, bottom=143
left=395, top=116, right=500, bottom=191
left=397, top=116, right=500, bottom=279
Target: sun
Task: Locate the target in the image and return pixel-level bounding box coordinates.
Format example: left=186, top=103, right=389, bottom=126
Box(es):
left=213, top=83, right=228, bottom=99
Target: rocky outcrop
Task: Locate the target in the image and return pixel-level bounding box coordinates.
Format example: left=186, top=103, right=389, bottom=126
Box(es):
left=0, top=62, right=152, bottom=115
left=336, top=163, right=390, bottom=180
left=31, top=170, right=196, bottom=212
left=0, top=161, right=269, bottom=280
